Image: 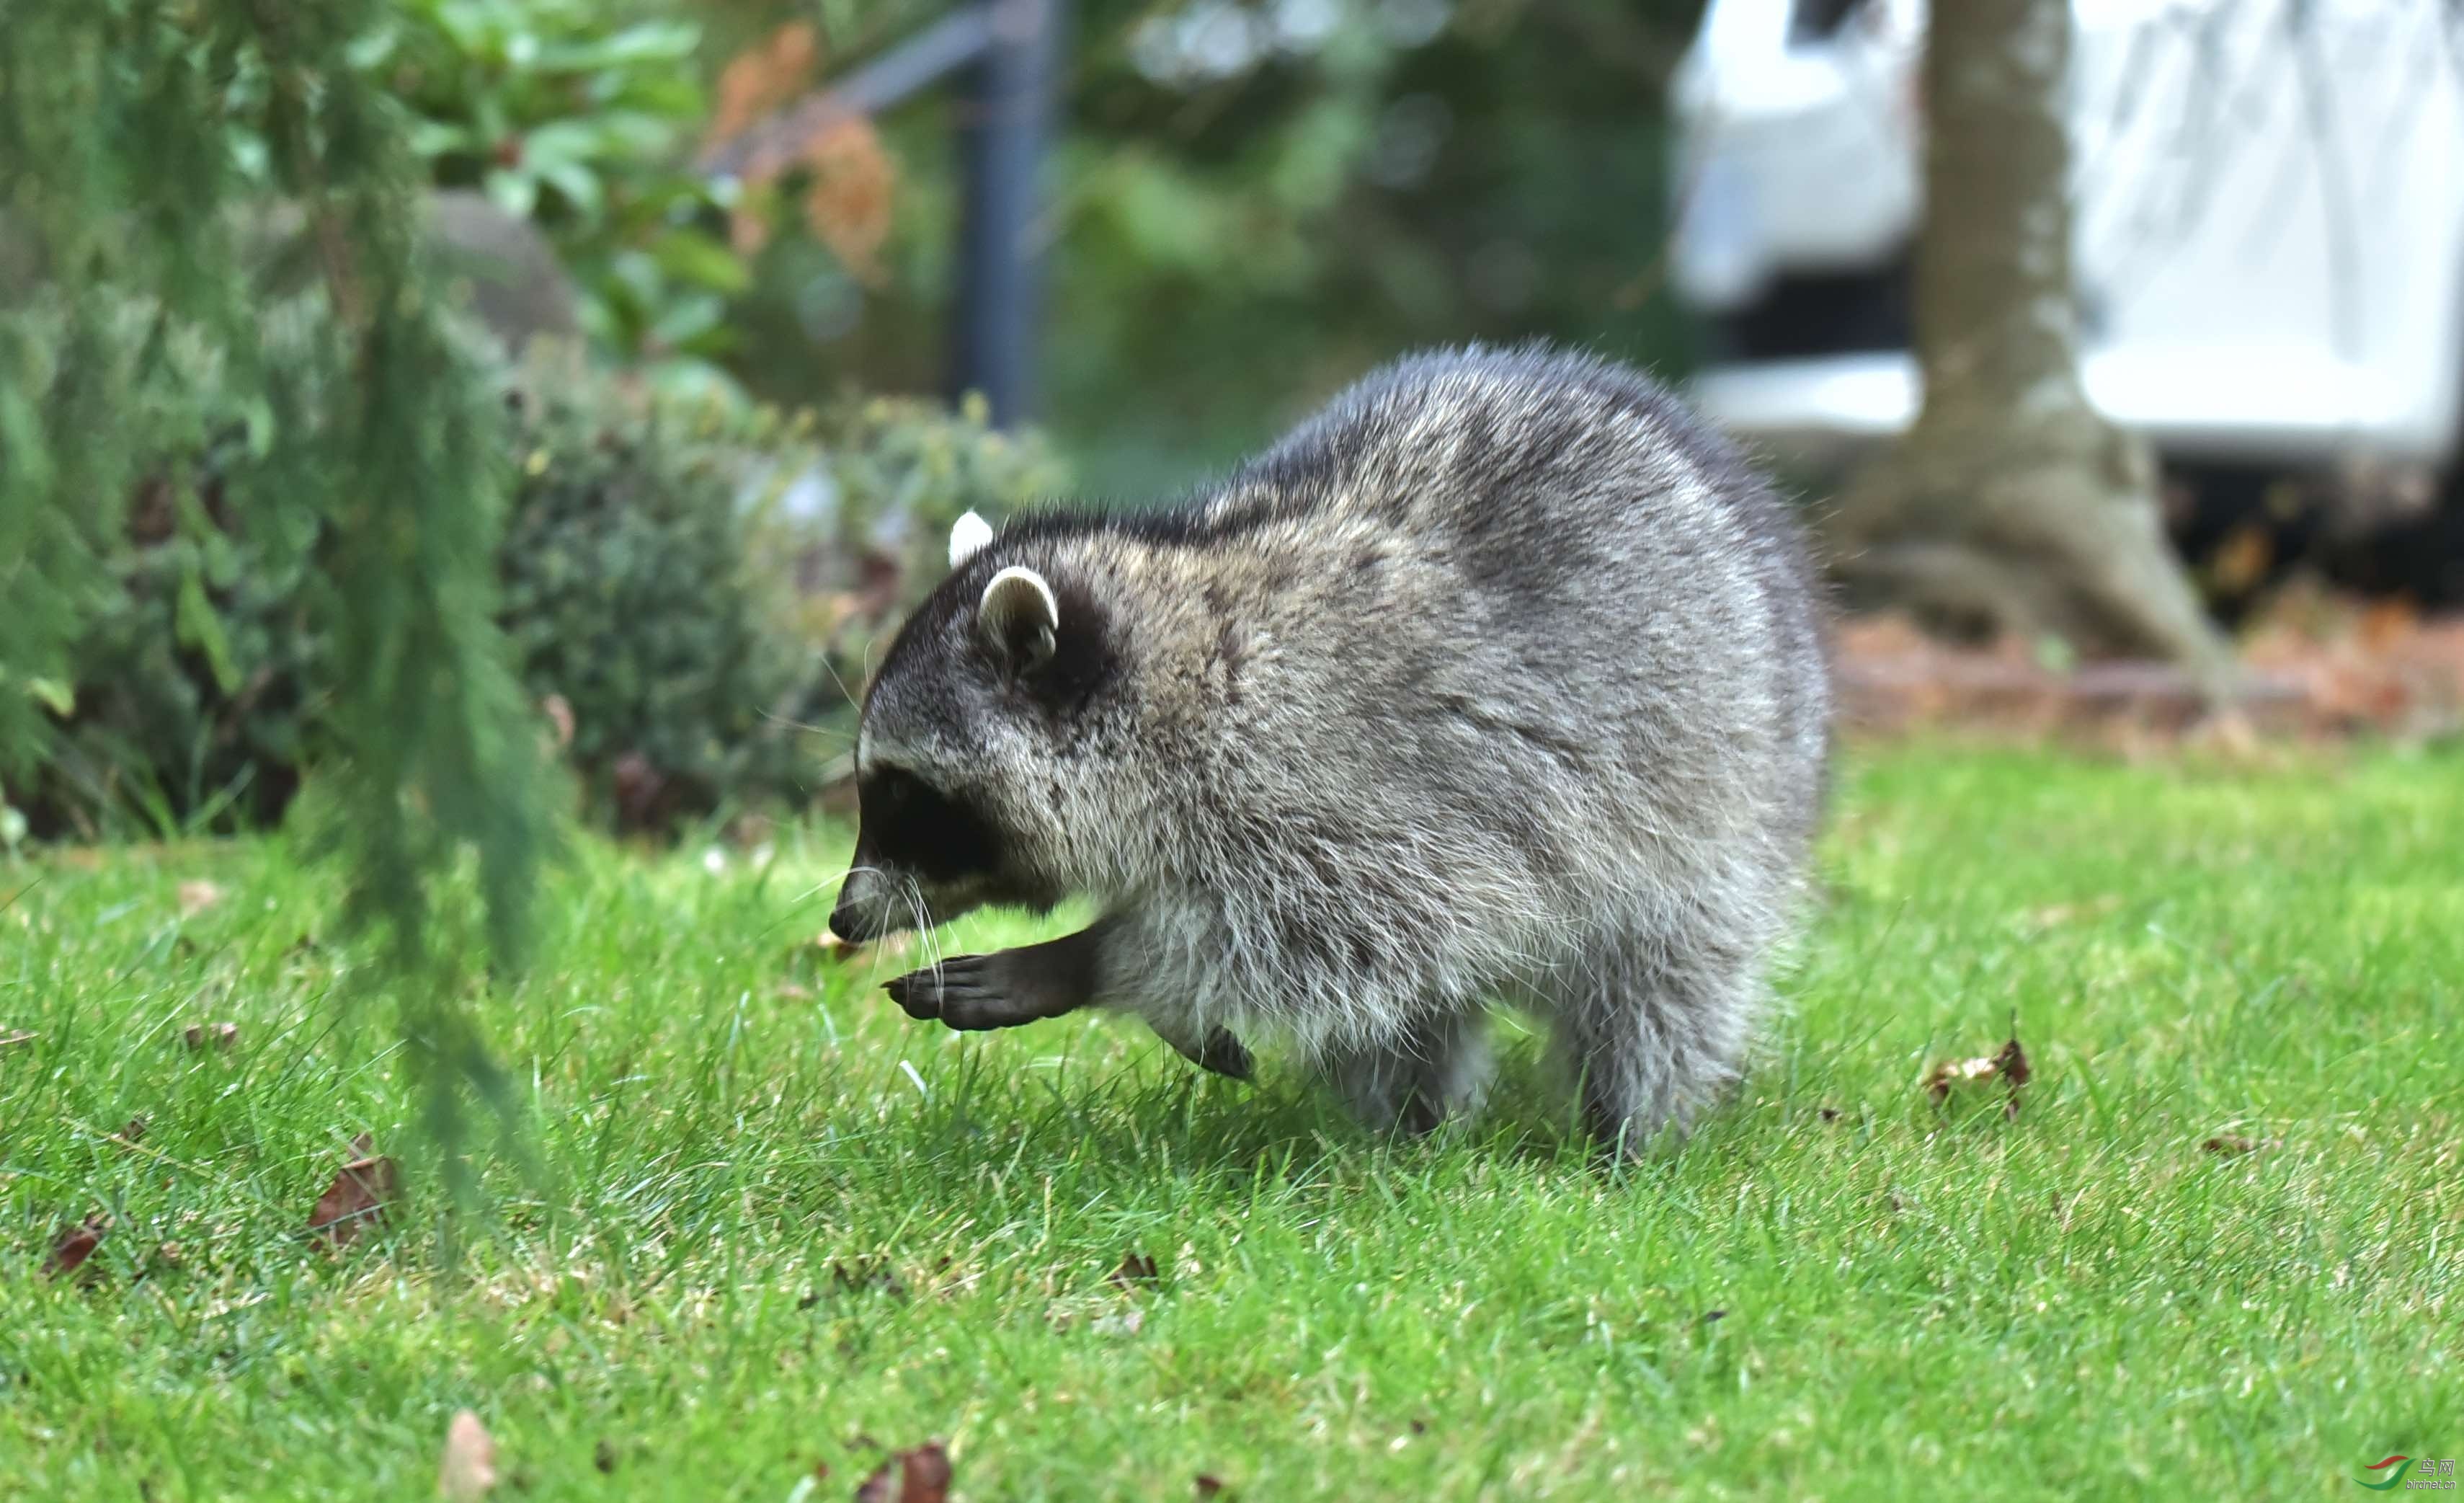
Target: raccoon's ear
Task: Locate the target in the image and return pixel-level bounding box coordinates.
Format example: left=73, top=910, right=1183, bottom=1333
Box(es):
left=978, top=564, right=1059, bottom=673
left=948, top=510, right=993, bottom=569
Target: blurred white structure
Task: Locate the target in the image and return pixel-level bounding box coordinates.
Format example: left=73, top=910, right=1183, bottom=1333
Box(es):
left=1669, top=0, right=2464, bottom=473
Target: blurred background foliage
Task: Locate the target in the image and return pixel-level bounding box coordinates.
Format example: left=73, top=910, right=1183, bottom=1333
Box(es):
left=368, top=0, right=1707, bottom=492
left=10, top=0, right=1704, bottom=844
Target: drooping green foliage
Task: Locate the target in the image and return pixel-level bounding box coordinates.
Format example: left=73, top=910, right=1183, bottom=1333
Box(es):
left=372, top=0, right=755, bottom=387
left=0, top=0, right=553, bottom=1165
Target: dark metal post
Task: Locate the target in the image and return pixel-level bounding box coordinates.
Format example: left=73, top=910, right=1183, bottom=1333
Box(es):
left=951, top=0, right=1063, bottom=427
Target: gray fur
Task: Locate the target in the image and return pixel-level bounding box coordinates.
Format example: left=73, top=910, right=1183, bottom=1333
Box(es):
left=832, top=345, right=1832, bottom=1151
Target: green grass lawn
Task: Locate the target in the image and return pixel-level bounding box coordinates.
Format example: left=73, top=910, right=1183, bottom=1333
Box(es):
left=5, top=745, right=2460, bottom=1499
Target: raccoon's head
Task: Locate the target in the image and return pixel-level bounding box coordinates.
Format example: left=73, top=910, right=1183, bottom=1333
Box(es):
left=827, top=514, right=1118, bottom=942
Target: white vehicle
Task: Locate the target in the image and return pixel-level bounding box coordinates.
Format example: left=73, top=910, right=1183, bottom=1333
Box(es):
left=1668, top=0, right=2464, bottom=480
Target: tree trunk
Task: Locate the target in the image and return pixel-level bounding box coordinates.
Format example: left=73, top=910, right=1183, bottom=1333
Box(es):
left=1826, top=0, right=2226, bottom=669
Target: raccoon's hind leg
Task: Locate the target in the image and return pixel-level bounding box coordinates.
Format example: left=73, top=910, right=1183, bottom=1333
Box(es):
left=1545, top=926, right=1759, bottom=1157
left=1137, top=1011, right=1256, bottom=1080
left=1320, top=1006, right=1492, bottom=1135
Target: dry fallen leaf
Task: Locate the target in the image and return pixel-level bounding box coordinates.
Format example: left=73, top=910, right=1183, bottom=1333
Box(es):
left=43, top=1213, right=109, bottom=1280
left=2024, top=895, right=2121, bottom=931
left=177, top=879, right=226, bottom=918
left=1923, top=1029, right=2032, bottom=1120
left=183, top=1022, right=240, bottom=1052
left=308, top=1136, right=399, bottom=1249
left=852, top=1441, right=950, bottom=1503
left=438, top=1409, right=498, bottom=1499
left=1109, top=1251, right=1160, bottom=1292
left=2202, top=1134, right=2278, bottom=1157
left=1195, top=1476, right=1227, bottom=1498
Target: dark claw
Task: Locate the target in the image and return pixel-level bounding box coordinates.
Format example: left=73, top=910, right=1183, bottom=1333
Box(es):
left=882, top=966, right=943, bottom=1021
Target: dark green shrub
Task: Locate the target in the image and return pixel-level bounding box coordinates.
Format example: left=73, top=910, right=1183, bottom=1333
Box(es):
left=27, top=435, right=329, bottom=840
left=9, top=346, right=1061, bottom=841
left=496, top=355, right=822, bottom=830
left=777, top=391, right=1068, bottom=769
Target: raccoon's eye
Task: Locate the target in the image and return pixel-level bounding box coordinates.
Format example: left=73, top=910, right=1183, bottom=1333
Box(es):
left=858, top=767, right=1004, bottom=884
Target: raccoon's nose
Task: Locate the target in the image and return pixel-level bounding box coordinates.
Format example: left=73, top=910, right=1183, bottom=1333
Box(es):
left=828, top=886, right=884, bottom=944
left=829, top=862, right=888, bottom=943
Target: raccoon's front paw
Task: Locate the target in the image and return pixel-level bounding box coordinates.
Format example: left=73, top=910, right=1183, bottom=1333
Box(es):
left=884, top=949, right=1080, bottom=1032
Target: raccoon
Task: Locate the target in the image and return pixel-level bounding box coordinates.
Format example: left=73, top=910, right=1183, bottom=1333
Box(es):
left=828, top=345, right=1831, bottom=1150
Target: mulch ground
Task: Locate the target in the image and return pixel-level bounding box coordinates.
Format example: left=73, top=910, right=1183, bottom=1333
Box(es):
left=1837, top=590, right=2464, bottom=750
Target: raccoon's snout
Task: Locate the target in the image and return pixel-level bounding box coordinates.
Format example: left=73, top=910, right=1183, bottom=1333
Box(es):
left=828, top=864, right=906, bottom=943
left=826, top=890, right=882, bottom=944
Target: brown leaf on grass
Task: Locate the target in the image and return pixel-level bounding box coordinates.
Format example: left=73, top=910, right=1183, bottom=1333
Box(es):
left=2202, top=1134, right=2278, bottom=1157
left=177, top=879, right=226, bottom=918
left=43, top=1213, right=110, bottom=1280
left=1923, top=1055, right=2000, bottom=1101
left=852, top=1441, right=950, bottom=1503
left=182, top=1022, right=239, bottom=1052
left=610, top=751, right=668, bottom=831
left=117, top=1116, right=148, bottom=1145
left=2024, top=895, right=2121, bottom=931
left=0, top=1029, right=35, bottom=1050
left=830, top=1258, right=907, bottom=1299
left=1109, top=1251, right=1160, bottom=1291
left=308, top=1137, right=399, bottom=1249
left=1194, top=1476, right=1227, bottom=1497
left=438, top=1409, right=498, bottom=1499
left=1924, top=1029, right=2032, bottom=1120
left=814, top=932, right=915, bottom=967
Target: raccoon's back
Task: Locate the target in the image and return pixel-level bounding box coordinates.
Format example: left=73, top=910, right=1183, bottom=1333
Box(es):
left=1206, top=347, right=1829, bottom=841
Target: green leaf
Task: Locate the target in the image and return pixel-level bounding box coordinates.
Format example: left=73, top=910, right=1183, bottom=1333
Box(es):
left=24, top=678, right=76, bottom=717
left=409, top=120, right=477, bottom=160
left=647, top=292, right=726, bottom=352
left=484, top=167, right=538, bottom=220
left=651, top=231, right=751, bottom=296
left=534, top=160, right=604, bottom=223
left=174, top=567, right=241, bottom=696
left=539, top=23, right=701, bottom=73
